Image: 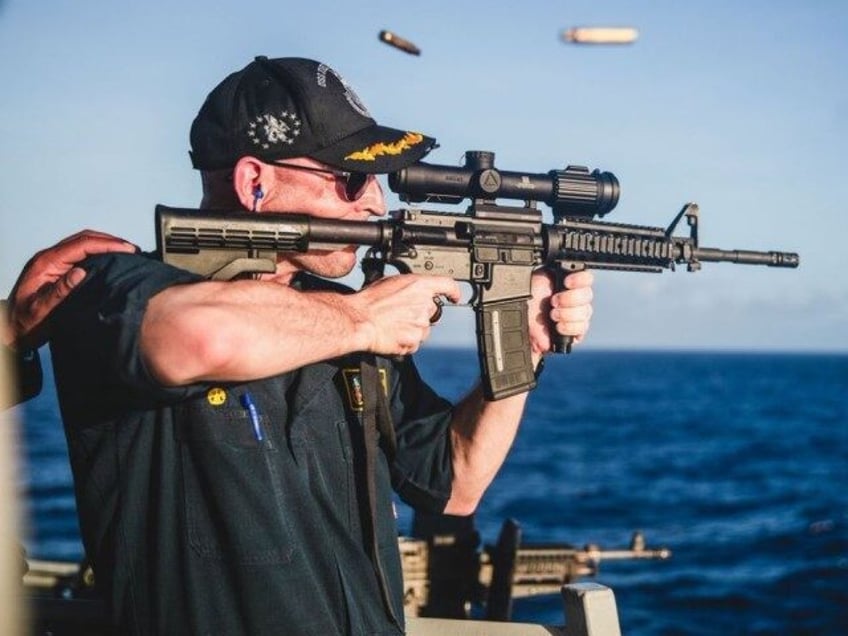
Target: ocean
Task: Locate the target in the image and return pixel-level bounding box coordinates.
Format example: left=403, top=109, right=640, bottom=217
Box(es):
left=13, top=349, right=848, bottom=635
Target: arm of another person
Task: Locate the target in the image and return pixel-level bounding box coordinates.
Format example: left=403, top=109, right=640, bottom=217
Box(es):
left=443, top=270, right=594, bottom=515
left=140, top=273, right=462, bottom=386
left=1, top=230, right=137, bottom=408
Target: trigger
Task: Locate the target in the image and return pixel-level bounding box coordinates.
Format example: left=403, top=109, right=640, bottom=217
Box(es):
left=430, top=297, right=443, bottom=324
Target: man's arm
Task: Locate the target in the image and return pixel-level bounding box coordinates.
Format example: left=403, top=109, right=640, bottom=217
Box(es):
left=1, top=230, right=136, bottom=408
left=444, top=270, right=594, bottom=515
left=141, top=262, right=592, bottom=512
left=141, top=273, right=462, bottom=385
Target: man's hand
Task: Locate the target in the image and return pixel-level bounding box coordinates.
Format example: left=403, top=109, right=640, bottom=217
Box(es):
left=350, top=274, right=462, bottom=356
left=528, top=269, right=594, bottom=357
left=4, top=230, right=137, bottom=350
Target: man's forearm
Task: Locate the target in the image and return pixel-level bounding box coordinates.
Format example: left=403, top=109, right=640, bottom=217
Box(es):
left=141, top=280, right=371, bottom=385
left=443, top=384, right=529, bottom=515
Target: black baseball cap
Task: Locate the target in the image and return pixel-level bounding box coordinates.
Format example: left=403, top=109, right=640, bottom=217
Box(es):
left=189, top=56, right=437, bottom=173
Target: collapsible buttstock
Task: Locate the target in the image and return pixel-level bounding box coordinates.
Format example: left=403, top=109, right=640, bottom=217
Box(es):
left=476, top=299, right=536, bottom=400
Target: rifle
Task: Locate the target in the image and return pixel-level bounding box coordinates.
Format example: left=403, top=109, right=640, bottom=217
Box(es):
left=155, top=150, right=799, bottom=400
left=399, top=516, right=670, bottom=620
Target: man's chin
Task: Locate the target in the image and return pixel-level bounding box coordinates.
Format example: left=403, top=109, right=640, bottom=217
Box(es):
left=291, top=249, right=358, bottom=279
left=308, top=247, right=356, bottom=256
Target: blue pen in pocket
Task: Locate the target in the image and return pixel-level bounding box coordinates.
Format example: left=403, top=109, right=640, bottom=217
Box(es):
left=240, top=391, right=264, bottom=442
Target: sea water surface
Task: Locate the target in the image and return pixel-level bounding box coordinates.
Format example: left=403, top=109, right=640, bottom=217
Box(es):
left=13, top=349, right=848, bottom=635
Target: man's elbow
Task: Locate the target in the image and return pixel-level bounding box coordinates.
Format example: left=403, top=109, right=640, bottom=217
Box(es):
left=442, top=493, right=481, bottom=517
left=141, top=321, right=236, bottom=386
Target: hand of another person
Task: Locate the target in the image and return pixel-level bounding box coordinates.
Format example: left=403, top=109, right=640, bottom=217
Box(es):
left=4, top=230, right=137, bottom=350
left=528, top=269, right=594, bottom=355
left=351, top=274, right=462, bottom=356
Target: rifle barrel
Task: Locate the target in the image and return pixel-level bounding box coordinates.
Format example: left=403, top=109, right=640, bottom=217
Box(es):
left=694, top=247, right=799, bottom=268
left=581, top=548, right=672, bottom=561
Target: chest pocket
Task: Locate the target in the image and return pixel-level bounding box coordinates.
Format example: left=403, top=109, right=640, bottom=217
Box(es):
left=174, top=388, right=295, bottom=565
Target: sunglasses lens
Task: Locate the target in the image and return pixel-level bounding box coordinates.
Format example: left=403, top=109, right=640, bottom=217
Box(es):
left=345, top=173, right=369, bottom=201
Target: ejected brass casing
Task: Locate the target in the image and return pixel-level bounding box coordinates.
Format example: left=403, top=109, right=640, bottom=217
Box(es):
left=379, top=30, right=421, bottom=55
left=562, top=27, right=639, bottom=45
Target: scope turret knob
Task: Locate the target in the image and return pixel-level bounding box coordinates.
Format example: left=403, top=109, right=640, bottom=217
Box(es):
left=464, top=150, right=495, bottom=170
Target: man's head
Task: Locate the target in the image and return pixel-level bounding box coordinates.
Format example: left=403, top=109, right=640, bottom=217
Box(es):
left=190, top=55, right=435, bottom=176
left=189, top=56, right=436, bottom=279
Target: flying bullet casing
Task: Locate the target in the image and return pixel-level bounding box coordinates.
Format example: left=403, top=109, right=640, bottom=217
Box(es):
left=379, top=30, right=421, bottom=55
left=562, top=27, right=639, bottom=45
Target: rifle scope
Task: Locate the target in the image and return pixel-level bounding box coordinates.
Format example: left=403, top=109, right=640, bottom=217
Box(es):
left=389, top=150, right=620, bottom=218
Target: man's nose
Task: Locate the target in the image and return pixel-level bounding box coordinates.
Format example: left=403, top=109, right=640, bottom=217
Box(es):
left=360, top=175, right=387, bottom=218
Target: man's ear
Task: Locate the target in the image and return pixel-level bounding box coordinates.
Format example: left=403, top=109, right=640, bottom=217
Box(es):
left=232, top=156, right=271, bottom=212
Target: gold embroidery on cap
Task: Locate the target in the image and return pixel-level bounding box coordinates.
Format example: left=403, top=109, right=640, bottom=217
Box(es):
left=344, top=132, right=424, bottom=162
left=207, top=387, right=227, bottom=406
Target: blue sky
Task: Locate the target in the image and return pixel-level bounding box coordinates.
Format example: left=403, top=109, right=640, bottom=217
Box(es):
left=1, top=0, right=845, bottom=351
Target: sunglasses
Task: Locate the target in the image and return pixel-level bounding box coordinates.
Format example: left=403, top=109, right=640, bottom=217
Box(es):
left=269, top=161, right=370, bottom=202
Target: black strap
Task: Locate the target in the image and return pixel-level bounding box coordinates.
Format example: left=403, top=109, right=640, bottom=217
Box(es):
left=360, top=356, right=400, bottom=626
left=375, top=370, right=396, bottom=461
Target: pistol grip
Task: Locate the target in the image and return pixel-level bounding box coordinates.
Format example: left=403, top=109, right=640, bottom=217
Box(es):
left=476, top=299, right=536, bottom=400
left=551, top=265, right=582, bottom=354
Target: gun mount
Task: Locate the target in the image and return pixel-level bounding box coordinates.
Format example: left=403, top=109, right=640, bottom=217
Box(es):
left=400, top=515, right=671, bottom=621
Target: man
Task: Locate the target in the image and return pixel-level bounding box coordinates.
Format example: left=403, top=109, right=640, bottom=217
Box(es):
left=1, top=231, right=133, bottom=636
left=48, top=56, right=594, bottom=635
left=1, top=231, right=136, bottom=408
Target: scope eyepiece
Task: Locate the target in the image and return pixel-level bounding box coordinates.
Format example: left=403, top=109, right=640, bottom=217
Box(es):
left=388, top=150, right=619, bottom=218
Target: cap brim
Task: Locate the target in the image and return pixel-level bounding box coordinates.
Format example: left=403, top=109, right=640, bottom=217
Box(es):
left=311, top=125, right=437, bottom=174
